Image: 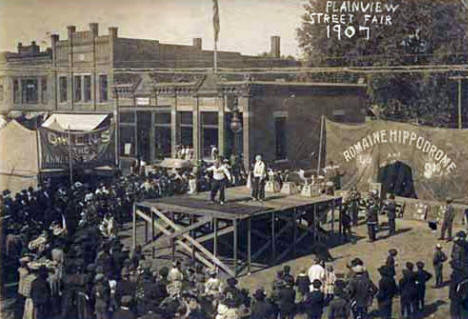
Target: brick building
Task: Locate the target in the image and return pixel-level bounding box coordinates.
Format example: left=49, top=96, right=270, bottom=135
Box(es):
left=0, top=23, right=368, bottom=170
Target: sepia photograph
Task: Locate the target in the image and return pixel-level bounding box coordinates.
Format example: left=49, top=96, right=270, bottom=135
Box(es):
left=0, top=0, right=467, bottom=318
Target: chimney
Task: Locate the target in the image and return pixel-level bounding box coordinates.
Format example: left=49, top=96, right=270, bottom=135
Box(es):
left=193, top=38, right=202, bottom=50
left=31, top=41, right=39, bottom=54
left=270, top=36, right=280, bottom=58
left=108, top=27, right=118, bottom=39
left=51, top=34, right=59, bottom=46
left=89, top=23, right=99, bottom=37
left=51, top=34, right=59, bottom=61
left=67, top=25, right=76, bottom=39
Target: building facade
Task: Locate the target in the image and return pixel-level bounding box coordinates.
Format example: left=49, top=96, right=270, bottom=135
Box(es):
left=0, top=23, right=368, bottom=170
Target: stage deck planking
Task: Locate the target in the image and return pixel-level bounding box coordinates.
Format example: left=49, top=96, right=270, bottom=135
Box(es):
left=137, top=186, right=342, bottom=220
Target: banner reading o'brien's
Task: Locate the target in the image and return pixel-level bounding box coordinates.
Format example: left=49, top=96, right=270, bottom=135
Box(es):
left=325, top=119, right=468, bottom=201
left=39, top=125, right=116, bottom=169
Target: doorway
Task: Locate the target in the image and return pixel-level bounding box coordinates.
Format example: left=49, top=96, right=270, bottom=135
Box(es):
left=378, top=161, right=417, bottom=198
left=136, top=111, right=151, bottom=162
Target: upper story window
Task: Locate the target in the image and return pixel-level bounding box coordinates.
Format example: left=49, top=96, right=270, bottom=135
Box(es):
left=21, top=79, right=38, bottom=104
left=73, top=75, right=82, bottom=102
left=99, top=74, right=108, bottom=102
left=59, top=76, right=67, bottom=103
left=13, top=79, right=20, bottom=104
left=83, top=75, right=91, bottom=102
left=41, top=77, right=47, bottom=104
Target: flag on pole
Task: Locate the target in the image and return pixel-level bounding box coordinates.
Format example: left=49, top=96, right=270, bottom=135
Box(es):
left=213, top=0, right=220, bottom=42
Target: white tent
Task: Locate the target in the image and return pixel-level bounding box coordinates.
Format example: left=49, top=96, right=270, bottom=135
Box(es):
left=0, top=120, right=39, bottom=193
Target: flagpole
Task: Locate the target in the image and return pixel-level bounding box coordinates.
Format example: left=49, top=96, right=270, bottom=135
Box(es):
left=214, top=39, right=218, bottom=73
left=317, top=115, right=324, bottom=175
left=212, top=0, right=220, bottom=73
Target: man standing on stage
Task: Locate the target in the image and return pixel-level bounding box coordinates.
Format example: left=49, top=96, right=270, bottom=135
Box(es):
left=207, top=157, right=232, bottom=205
left=251, top=155, right=267, bottom=202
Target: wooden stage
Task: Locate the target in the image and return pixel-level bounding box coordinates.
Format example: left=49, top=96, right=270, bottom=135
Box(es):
left=133, top=186, right=342, bottom=277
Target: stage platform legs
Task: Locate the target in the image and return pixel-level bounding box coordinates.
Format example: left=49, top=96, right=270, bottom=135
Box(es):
left=133, top=197, right=342, bottom=277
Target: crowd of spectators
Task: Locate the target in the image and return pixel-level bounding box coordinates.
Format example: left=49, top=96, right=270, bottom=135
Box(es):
left=2, top=163, right=468, bottom=319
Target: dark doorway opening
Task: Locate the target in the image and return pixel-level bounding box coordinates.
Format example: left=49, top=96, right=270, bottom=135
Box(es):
left=137, top=111, right=151, bottom=162
left=378, top=161, right=417, bottom=198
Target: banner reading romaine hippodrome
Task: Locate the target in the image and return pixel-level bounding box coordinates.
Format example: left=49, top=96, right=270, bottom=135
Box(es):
left=39, top=125, right=116, bottom=169
left=325, top=119, right=468, bottom=201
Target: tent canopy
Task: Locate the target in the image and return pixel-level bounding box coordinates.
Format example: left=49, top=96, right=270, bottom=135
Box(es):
left=0, top=120, right=39, bottom=193
left=42, top=113, right=110, bottom=131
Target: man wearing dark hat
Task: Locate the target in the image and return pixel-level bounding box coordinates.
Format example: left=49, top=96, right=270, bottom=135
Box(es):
left=366, top=200, right=379, bottom=242
left=29, top=265, right=50, bottom=319
left=278, top=276, right=296, bottom=319
left=327, top=280, right=350, bottom=319
left=223, top=277, right=242, bottom=308
left=92, top=273, right=111, bottom=319
left=399, top=267, right=418, bottom=319
left=415, top=261, right=432, bottom=313
left=345, top=263, right=377, bottom=319
left=113, top=296, right=136, bottom=319
left=251, top=288, right=274, bottom=319
left=376, top=265, right=397, bottom=319
left=439, top=197, right=456, bottom=241
left=385, top=249, right=398, bottom=278
left=348, top=187, right=361, bottom=226
left=450, top=231, right=468, bottom=271
left=383, top=194, right=397, bottom=236
left=304, top=279, right=325, bottom=319
left=340, top=202, right=352, bottom=241
left=433, top=243, right=447, bottom=288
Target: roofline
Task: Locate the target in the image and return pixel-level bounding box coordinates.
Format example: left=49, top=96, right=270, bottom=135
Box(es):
left=154, top=80, right=367, bottom=88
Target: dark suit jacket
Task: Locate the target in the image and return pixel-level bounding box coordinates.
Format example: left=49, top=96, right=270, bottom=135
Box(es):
left=112, top=308, right=136, bottom=319
left=304, top=290, right=324, bottom=317
left=251, top=300, right=274, bottom=319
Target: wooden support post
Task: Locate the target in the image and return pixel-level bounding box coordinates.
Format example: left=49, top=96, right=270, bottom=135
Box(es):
left=233, top=219, right=238, bottom=276
left=338, top=199, right=343, bottom=239
left=132, top=203, right=136, bottom=250
left=144, top=219, right=148, bottom=243
left=191, top=215, right=196, bottom=261
left=171, top=212, right=175, bottom=261
left=331, top=199, right=335, bottom=234
left=151, top=212, right=155, bottom=241
left=213, top=218, right=218, bottom=257
left=293, top=209, right=297, bottom=258
left=247, top=217, right=252, bottom=274
left=271, top=212, right=276, bottom=263
left=314, top=204, right=318, bottom=241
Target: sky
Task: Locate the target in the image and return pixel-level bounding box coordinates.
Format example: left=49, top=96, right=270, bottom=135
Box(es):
left=0, top=0, right=306, bottom=57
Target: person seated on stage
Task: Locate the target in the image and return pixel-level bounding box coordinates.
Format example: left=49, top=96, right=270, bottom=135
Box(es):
left=251, top=155, right=267, bottom=202
left=206, top=157, right=232, bottom=205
